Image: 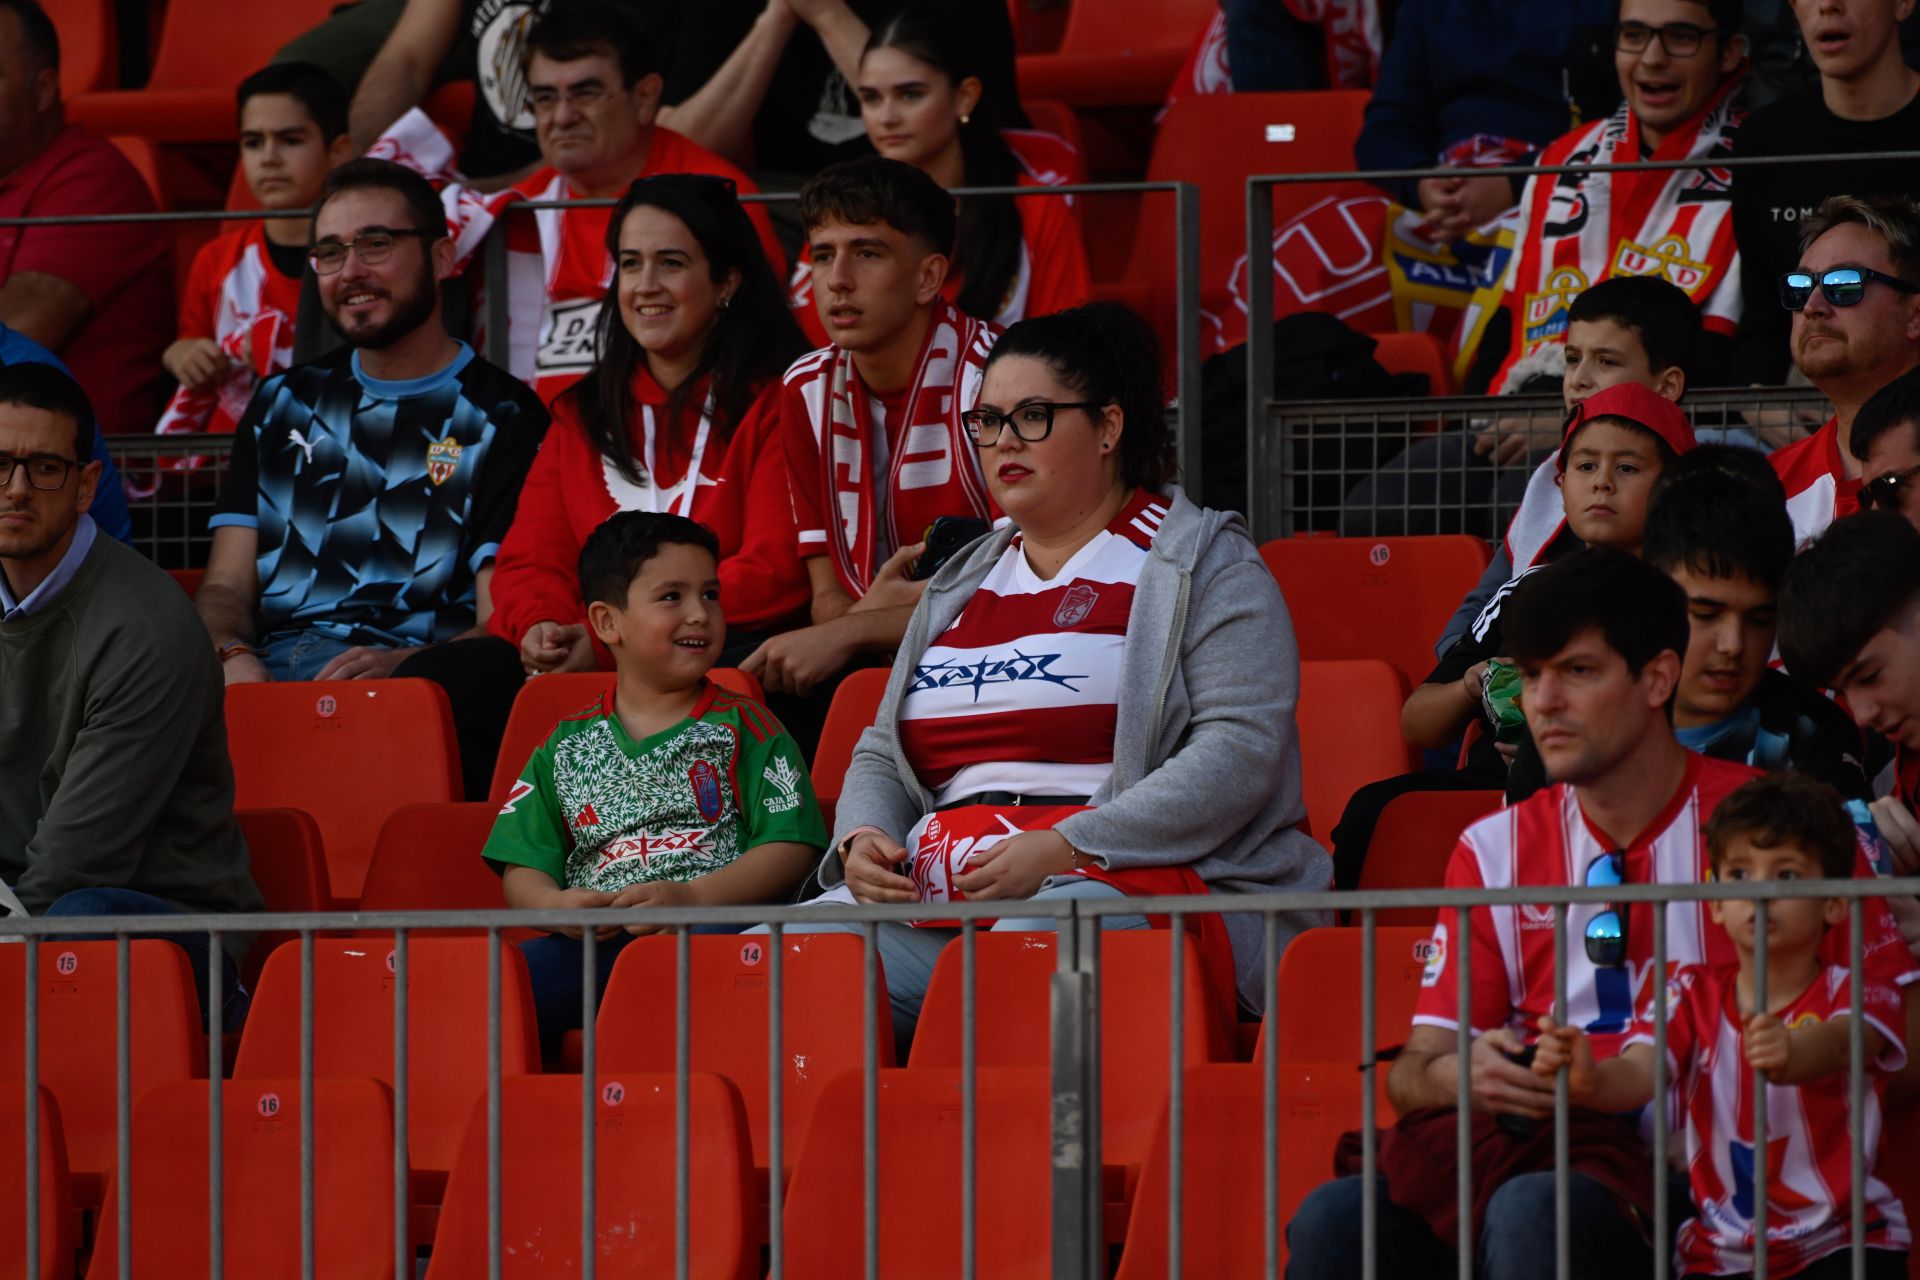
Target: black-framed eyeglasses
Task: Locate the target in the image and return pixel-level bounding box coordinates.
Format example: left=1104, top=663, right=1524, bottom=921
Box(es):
left=1778, top=266, right=1920, bottom=311
left=1614, top=21, right=1721, bottom=56
left=0, top=452, right=80, bottom=491
left=308, top=228, right=442, bottom=276
left=1583, top=850, right=1627, bottom=968
left=961, top=401, right=1108, bottom=446
left=1862, top=463, right=1920, bottom=511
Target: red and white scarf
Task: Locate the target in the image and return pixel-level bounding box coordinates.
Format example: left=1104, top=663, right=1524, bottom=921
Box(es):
left=1469, top=76, right=1746, bottom=393
left=795, top=298, right=998, bottom=597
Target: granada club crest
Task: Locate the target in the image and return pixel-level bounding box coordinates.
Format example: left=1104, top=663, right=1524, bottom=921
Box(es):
left=688, top=759, right=724, bottom=821
left=426, top=436, right=465, bottom=486
left=1053, top=583, right=1100, bottom=628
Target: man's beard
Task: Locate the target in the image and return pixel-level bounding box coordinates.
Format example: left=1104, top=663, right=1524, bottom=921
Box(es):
left=331, top=263, right=440, bottom=351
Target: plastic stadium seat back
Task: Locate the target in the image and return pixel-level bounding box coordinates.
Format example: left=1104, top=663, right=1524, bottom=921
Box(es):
left=1260, top=535, right=1492, bottom=689
left=226, top=679, right=462, bottom=905
left=595, top=933, right=895, bottom=1173
left=85, top=1077, right=396, bottom=1279
left=1357, top=790, right=1505, bottom=925
left=1014, top=0, right=1217, bottom=107
left=234, top=936, right=539, bottom=1184
left=0, top=941, right=200, bottom=1204
left=46, top=0, right=115, bottom=97
left=235, top=806, right=334, bottom=986
left=1370, top=331, right=1457, bottom=396
left=1113, top=1061, right=1382, bottom=1276
left=105, top=136, right=163, bottom=205
left=1256, top=926, right=1435, bottom=1067
left=2, top=1086, right=76, bottom=1280
left=810, top=667, right=891, bottom=829
left=487, top=669, right=764, bottom=805
left=356, top=802, right=512, bottom=930
left=1869, top=1105, right=1920, bottom=1280
left=908, top=930, right=1223, bottom=1169
left=1009, top=100, right=1088, bottom=185
left=780, top=1067, right=1054, bottom=1279
left=165, top=567, right=203, bottom=596
left=66, top=0, right=340, bottom=141
left=1295, top=659, right=1420, bottom=852
left=423, top=1073, right=756, bottom=1279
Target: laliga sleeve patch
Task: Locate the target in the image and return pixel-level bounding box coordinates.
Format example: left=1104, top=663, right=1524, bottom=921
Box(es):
left=1418, top=925, right=1447, bottom=988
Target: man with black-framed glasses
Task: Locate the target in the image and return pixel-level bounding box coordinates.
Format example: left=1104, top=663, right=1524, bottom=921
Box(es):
left=0, top=360, right=263, bottom=1030
left=1769, top=194, right=1920, bottom=548
left=1288, top=547, right=1916, bottom=1280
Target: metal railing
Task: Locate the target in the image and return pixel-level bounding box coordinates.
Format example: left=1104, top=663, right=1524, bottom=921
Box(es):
left=12, top=875, right=1913, bottom=1278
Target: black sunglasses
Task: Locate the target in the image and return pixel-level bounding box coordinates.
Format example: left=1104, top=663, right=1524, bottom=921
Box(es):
left=1778, top=266, right=1920, bottom=311
left=1583, top=850, right=1627, bottom=968
left=1862, top=463, right=1920, bottom=511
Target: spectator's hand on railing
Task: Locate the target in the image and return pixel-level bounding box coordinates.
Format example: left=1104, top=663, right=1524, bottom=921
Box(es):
left=953, top=830, right=1076, bottom=901
left=1416, top=174, right=1510, bottom=247
left=1472, top=417, right=1558, bottom=468
left=1469, top=1025, right=1556, bottom=1118
left=1744, top=1011, right=1793, bottom=1082
left=520, top=621, right=595, bottom=676
left=162, top=338, right=234, bottom=393
left=221, top=652, right=271, bottom=686
left=848, top=542, right=928, bottom=615
left=842, top=832, right=917, bottom=905
left=1533, top=1017, right=1598, bottom=1105
left=1870, top=796, right=1920, bottom=875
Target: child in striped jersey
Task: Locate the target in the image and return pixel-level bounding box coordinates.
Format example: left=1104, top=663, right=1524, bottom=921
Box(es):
left=483, top=512, right=826, bottom=1054
left=1534, top=772, right=1910, bottom=1280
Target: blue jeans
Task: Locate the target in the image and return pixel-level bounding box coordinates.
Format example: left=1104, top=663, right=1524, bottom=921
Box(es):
left=768, top=878, right=1149, bottom=1051
left=520, top=924, right=743, bottom=1060
left=1285, top=1170, right=1668, bottom=1280
left=255, top=630, right=365, bottom=682
left=43, top=887, right=250, bottom=1033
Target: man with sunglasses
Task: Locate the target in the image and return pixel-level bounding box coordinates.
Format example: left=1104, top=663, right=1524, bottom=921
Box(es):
left=366, top=3, right=783, bottom=406
left=1288, top=547, right=1915, bottom=1279
left=0, top=360, right=263, bottom=1030
left=196, top=159, right=547, bottom=701
left=1850, top=364, right=1920, bottom=533
left=1769, top=194, right=1920, bottom=547
left=1730, top=0, right=1920, bottom=387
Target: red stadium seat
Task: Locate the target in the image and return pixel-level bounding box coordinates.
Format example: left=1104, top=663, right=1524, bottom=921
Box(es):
left=423, top=1073, right=757, bottom=1279
left=1014, top=0, right=1217, bottom=108
left=66, top=0, right=341, bottom=142
left=1868, top=1106, right=1920, bottom=1280
left=1261, top=535, right=1492, bottom=690
left=810, top=667, right=891, bottom=830
left=595, top=933, right=896, bottom=1181
left=85, top=1077, right=397, bottom=1279
left=1357, top=790, right=1505, bottom=925
left=226, top=679, right=462, bottom=905
left=1371, top=331, right=1457, bottom=396
left=1, top=1086, right=76, bottom=1280
left=1295, top=659, right=1419, bottom=850
left=1012, top=99, right=1089, bottom=186
left=165, top=567, right=203, bottom=596
left=46, top=0, right=115, bottom=97
left=234, top=936, right=540, bottom=1217
left=234, top=807, right=333, bottom=985
left=356, top=802, right=516, bottom=933
left=1113, top=1061, right=1377, bottom=1275
left=1257, top=926, right=1434, bottom=1066
left=780, top=1067, right=1055, bottom=1279
left=0, top=941, right=200, bottom=1207
left=908, top=930, right=1226, bottom=1178
left=487, top=668, right=765, bottom=804
left=104, top=135, right=163, bottom=206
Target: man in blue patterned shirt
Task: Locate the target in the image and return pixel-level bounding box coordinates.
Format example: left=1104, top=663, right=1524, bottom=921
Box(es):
left=197, top=158, right=547, bottom=686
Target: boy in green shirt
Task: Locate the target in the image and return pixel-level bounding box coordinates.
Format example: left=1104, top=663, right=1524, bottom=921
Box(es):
left=485, top=512, right=826, bottom=1052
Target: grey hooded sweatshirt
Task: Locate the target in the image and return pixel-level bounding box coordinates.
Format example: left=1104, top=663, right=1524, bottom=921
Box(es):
left=821, top=486, right=1333, bottom=1008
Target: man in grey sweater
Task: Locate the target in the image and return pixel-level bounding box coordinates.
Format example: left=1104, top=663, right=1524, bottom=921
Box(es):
left=0, top=362, right=262, bottom=1028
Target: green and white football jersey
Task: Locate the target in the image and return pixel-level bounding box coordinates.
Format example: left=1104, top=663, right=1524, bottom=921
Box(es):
left=484, top=681, right=827, bottom=893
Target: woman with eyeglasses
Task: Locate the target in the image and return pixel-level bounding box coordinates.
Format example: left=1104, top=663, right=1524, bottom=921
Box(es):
left=786, top=4, right=1091, bottom=344
left=487, top=173, right=815, bottom=681
left=789, top=302, right=1329, bottom=1044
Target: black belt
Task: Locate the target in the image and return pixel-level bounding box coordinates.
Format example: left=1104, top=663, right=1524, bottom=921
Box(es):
left=937, top=791, right=1091, bottom=811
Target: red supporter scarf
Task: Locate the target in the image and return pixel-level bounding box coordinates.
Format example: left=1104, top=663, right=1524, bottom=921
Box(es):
left=817, top=298, right=996, bottom=597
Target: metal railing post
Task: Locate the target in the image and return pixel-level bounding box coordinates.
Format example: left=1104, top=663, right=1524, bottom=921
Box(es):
left=117, top=933, right=132, bottom=1280
left=483, top=217, right=511, bottom=369
left=581, top=928, right=597, bottom=1280
left=207, top=930, right=224, bottom=1280
left=393, top=929, right=410, bottom=1279
left=23, top=941, right=38, bottom=1280
left=1753, top=899, right=1770, bottom=1280
left=1050, top=904, right=1095, bottom=1280
left=1173, top=181, right=1203, bottom=499
left=1246, top=177, right=1277, bottom=537
left=961, top=921, right=978, bottom=1280
left=1360, top=910, right=1378, bottom=1280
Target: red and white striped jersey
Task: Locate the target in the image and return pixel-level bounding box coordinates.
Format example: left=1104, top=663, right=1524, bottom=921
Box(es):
left=155, top=222, right=300, bottom=436
left=1772, top=419, right=1859, bottom=552
left=1412, top=753, right=1917, bottom=1060
left=897, top=490, right=1166, bottom=803
left=1630, top=963, right=1909, bottom=1277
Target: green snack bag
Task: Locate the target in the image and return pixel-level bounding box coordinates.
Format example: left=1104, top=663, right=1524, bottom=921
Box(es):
left=1480, top=659, right=1527, bottom=744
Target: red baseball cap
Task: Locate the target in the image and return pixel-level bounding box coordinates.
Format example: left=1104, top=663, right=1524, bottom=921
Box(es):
left=1555, top=382, right=1696, bottom=473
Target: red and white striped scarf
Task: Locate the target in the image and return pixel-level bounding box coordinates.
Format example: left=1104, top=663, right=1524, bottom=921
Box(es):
left=803, top=298, right=997, bottom=597
left=1476, top=76, right=1745, bottom=393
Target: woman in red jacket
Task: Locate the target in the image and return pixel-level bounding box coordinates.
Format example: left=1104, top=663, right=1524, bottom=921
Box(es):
left=491, top=173, right=814, bottom=676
